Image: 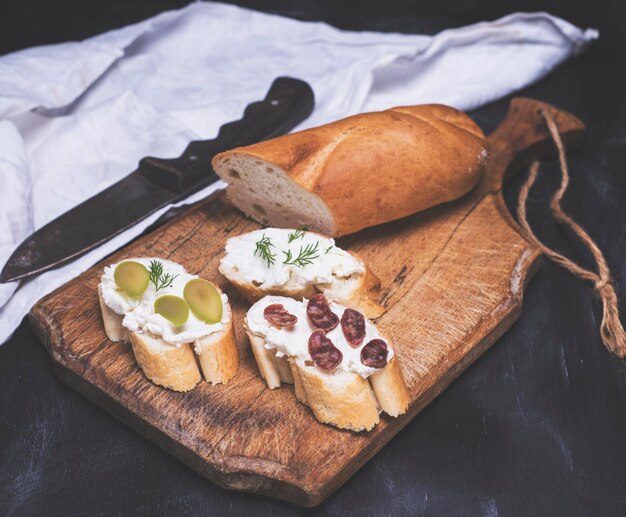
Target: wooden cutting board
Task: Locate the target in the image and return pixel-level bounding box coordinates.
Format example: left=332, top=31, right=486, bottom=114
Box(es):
left=29, top=98, right=584, bottom=507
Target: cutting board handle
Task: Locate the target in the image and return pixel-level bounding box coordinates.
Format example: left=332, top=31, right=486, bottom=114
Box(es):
left=485, top=97, right=586, bottom=193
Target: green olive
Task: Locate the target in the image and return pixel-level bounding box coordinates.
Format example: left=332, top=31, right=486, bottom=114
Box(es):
left=183, top=278, right=222, bottom=324
left=114, top=261, right=149, bottom=298
left=154, top=295, right=189, bottom=326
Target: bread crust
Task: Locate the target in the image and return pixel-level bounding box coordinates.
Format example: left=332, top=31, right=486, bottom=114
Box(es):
left=290, top=361, right=308, bottom=404
left=130, top=331, right=201, bottom=392
left=319, top=257, right=384, bottom=319
left=291, top=359, right=380, bottom=432
left=213, top=104, right=487, bottom=236
left=194, top=315, right=239, bottom=385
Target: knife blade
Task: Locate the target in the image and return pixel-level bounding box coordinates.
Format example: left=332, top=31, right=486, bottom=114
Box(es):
left=0, top=77, right=314, bottom=284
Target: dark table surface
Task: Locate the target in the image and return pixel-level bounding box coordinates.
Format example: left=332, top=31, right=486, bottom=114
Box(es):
left=1, top=1, right=625, bottom=516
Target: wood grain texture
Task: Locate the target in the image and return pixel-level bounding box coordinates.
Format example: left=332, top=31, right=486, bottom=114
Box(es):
left=28, top=98, right=584, bottom=507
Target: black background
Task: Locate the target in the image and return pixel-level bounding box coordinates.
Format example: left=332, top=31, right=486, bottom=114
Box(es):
left=1, top=1, right=625, bottom=516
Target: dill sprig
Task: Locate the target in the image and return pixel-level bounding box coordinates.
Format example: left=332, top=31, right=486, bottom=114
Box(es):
left=287, top=225, right=308, bottom=243
left=148, top=260, right=178, bottom=292
left=282, top=241, right=320, bottom=268
left=254, top=233, right=276, bottom=267
left=325, top=245, right=333, bottom=254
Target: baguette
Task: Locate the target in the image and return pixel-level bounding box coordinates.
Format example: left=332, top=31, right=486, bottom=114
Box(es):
left=219, top=228, right=384, bottom=319
left=244, top=295, right=409, bottom=431
left=98, top=258, right=238, bottom=391
left=212, top=104, right=487, bottom=237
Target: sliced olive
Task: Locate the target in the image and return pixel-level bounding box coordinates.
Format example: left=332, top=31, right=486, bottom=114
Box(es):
left=183, top=278, right=222, bottom=324
left=114, top=261, right=149, bottom=298
left=154, top=295, right=189, bottom=326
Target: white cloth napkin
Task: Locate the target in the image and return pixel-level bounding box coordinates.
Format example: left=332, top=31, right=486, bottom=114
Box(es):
left=0, top=2, right=597, bottom=344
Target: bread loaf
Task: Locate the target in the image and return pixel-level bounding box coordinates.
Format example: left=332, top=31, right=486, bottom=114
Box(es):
left=212, top=104, right=487, bottom=236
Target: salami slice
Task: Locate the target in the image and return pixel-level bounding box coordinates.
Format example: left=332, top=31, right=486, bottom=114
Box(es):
left=360, top=339, right=389, bottom=369
left=308, top=329, right=343, bottom=371
left=306, top=293, right=339, bottom=331
left=341, top=308, right=366, bottom=348
left=263, top=304, right=298, bottom=327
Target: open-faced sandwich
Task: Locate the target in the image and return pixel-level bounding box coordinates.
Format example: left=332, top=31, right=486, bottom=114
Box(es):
left=244, top=294, right=409, bottom=431
left=219, top=227, right=384, bottom=319
left=98, top=258, right=238, bottom=391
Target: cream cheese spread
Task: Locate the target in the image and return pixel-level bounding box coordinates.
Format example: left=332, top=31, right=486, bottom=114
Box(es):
left=219, top=228, right=364, bottom=291
left=246, top=295, right=393, bottom=378
left=100, top=257, right=228, bottom=346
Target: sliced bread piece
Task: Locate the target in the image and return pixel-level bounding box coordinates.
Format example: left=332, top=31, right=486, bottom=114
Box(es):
left=220, top=228, right=384, bottom=319
left=248, top=332, right=294, bottom=388
left=291, top=358, right=380, bottom=432
left=129, top=331, right=201, bottom=392
left=194, top=301, right=239, bottom=385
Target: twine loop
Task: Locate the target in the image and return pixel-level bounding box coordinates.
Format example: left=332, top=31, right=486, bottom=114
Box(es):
left=516, top=110, right=626, bottom=358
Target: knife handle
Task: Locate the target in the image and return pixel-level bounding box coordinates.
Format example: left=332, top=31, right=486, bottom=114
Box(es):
left=139, top=77, right=314, bottom=193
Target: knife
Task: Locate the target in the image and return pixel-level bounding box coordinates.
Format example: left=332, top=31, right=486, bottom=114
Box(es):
left=0, top=77, right=314, bottom=283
